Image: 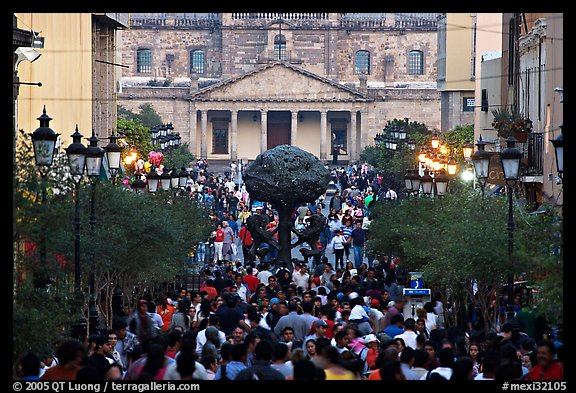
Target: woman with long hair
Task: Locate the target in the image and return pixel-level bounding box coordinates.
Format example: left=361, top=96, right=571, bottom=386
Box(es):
left=196, top=298, right=213, bottom=332
left=170, top=298, right=191, bottom=333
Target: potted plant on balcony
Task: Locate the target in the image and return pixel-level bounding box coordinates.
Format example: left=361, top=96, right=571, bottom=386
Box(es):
left=491, top=107, right=532, bottom=143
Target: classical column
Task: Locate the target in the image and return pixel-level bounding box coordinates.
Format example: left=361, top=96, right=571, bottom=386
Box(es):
left=320, top=110, right=328, bottom=160
left=189, top=106, right=197, bottom=157
left=349, top=110, right=357, bottom=161
left=260, top=110, right=268, bottom=153
left=360, top=110, right=368, bottom=152
left=230, top=109, right=238, bottom=160
left=200, top=110, right=208, bottom=159
left=291, top=110, right=298, bottom=146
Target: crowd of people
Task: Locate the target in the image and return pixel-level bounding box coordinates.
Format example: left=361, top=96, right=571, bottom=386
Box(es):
left=13, top=160, right=563, bottom=381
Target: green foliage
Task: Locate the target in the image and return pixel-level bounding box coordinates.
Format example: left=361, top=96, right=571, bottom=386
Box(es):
left=359, top=145, right=382, bottom=167
left=440, top=124, right=474, bottom=157
left=163, top=144, right=196, bottom=169
left=117, top=104, right=162, bottom=130
left=117, top=118, right=155, bottom=171
left=368, top=188, right=562, bottom=331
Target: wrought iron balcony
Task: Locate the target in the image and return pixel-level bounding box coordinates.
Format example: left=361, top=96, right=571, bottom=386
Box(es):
left=525, top=132, right=544, bottom=175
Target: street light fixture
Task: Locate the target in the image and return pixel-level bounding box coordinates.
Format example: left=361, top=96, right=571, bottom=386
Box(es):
left=170, top=165, right=180, bottom=189
left=462, top=139, right=474, bottom=159
left=65, top=126, right=87, bottom=294
left=431, top=132, right=440, bottom=150
left=411, top=169, right=421, bottom=195
left=30, top=106, right=59, bottom=288
left=471, top=135, right=491, bottom=195
left=447, top=155, right=458, bottom=176
left=104, top=132, right=123, bottom=178
left=420, top=168, right=434, bottom=196
left=418, top=147, right=427, bottom=163
left=404, top=169, right=413, bottom=193
left=160, top=168, right=172, bottom=191
left=85, top=130, right=105, bottom=178
left=179, top=166, right=189, bottom=189
left=434, top=169, right=450, bottom=197
left=130, top=173, right=147, bottom=194
left=499, top=135, right=523, bottom=324
left=550, top=125, right=563, bottom=181
left=146, top=169, right=160, bottom=193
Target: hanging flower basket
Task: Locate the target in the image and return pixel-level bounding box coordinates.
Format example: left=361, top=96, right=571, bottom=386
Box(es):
left=491, top=108, right=532, bottom=143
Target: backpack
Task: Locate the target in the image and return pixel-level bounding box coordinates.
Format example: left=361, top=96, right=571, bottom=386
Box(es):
left=220, top=364, right=229, bottom=381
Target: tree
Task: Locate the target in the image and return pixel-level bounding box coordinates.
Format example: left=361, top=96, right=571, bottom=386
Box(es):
left=367, top=187, right=562, bottom=333
left=117, top=103, right=162, bottom=129
left=117, top=118, right=155, bottom=173
left=243, top=145, right=330, bottom=270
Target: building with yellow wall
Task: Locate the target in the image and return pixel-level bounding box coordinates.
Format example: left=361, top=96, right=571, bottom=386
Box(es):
left=437, top=13, right=476, bottom=131
left=15, top=13, right=127, bottom=150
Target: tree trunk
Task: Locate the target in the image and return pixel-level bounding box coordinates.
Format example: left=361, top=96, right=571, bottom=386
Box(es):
left=277, top=205, right=294, bottom=272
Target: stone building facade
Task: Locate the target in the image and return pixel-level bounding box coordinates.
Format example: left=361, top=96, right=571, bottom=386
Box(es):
left=119, top=12, right=441, bottom=162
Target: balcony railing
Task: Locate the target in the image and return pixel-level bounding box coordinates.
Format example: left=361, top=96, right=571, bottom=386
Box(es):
left=232, top=13, right=329, bottom=20
left=525, top=132, right=544, bottom=175
left=129, top=13, right=220, bottom=28
left=395, top=13, right=438, bottom=28
left=257, top=49, right=302, bottom=64
left=340, top=13, right=387, bottom=28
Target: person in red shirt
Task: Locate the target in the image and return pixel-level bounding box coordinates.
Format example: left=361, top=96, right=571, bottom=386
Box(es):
left=203, top=279, right=218, bottom=301
left=526, top=340, right=563, bottom=380
left=243, top=266, right=259, bottom=293
left=156, top=295, right=176, bottom=333
left=214, top=224, right=225, bottom=262
left=239, top=222, right=253, bottom=264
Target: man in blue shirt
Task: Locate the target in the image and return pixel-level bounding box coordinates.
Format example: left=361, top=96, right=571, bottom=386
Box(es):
left=383, top=313, right=405, bottom=338
left=350, top=222, right=367, bottom=268
left=214, top=343, right=248, bottom=380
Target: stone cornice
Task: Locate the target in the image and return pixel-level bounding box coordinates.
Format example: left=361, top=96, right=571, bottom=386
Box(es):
left=518, top=18, right=547, bottom=55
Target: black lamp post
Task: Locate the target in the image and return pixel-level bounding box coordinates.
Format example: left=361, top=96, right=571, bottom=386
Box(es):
left=500, top=135, right=523, bottom=323
left=471, top=135, right=491, bottom=196
left=146, top=167, right=160, bottom=193
left=178, top=166, right=189, bottom=190
left=550, top=125, right=563, bottom=182
left=85, top=129, right=104, bottom=334
left=420, top=168, right=434, bottom=196
left=170, top=165, right=180, bottom=190
left=65, top=126, right=87, bottom=293
left=434, top=168, right=450, bottom=197
left=30, top=106, right=59, bottom=288
left=104, top=132, right=123, bottom=181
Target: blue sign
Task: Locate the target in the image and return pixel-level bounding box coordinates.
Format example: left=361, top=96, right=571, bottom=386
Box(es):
left=403, top=289, right=431, bottom=296
left=410, top=272, right=423, bottom=289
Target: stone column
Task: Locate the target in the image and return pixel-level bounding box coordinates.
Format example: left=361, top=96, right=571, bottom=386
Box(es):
left=291, top=110, right=298, bottom=146
left=360, top=110, right=368, bottom=152
left=260, top=110, right=268, bottom=153
left=189, top=105, right=197, bottom=157
left=320, top=110, right=328, bottom=160
left=350, top=110, right=357, bottom=161
left=200, top=109, right=208, bottom=159
left=230, top=109, right=238, bottom=160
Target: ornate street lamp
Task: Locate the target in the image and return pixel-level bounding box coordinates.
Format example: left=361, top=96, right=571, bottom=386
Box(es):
left=397, top=126, right=407, bottom=140
left=31, top=106, right=59, bottom=168
left=104, top=132, right=123, bottom=178
left=431, top=132, right=440, bottom=150
left=447, top=155, right=458, bottom=176
left=160, top=168, right=172, bottom=191
left=499, top=135, right=523, bottom=324
left=65, top=126, right=87, bottom=294
left=418, top=147, right=427, bottom=163
left=420, top=168, right=434, bottom=196
left=550, top=125, right=563, bottom=181
left=146, top=168, right=160, bottom=193
left=407, top=138, right=416, bottom=151
left=462, top=139, right=474, bottom=159
left=85, top=130, right=105, bottom=178
left=435, top=169, right=450, bottom=197
left=471, top=135, right=491, bottom=194
left=170, top=165, right=180, bottom=189
left=500, top=135, right=522, bottom=182
left=178, top=166, right=189, bottom=189
left=411, top=169, right=421, bottom=194
left=130, top=173, right=147, bottom=194
left=404, top=169, right=413, bottom=193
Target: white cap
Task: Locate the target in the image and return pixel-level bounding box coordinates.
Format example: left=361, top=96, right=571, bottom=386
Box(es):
left=364, top=334, right=379, bottom=343
left=387, top=301, right=395, bottom=308
left=348, top=292, right=359, bottom=300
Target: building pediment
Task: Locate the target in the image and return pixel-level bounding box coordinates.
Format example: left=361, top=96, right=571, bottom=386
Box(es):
left=190, top=62, right=371, bottom=102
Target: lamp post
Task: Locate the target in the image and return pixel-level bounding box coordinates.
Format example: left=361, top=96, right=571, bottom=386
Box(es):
left=420, top=168, right=434, bottom=196
left=65, top=126, right=87, bottom=294
left=30, top=106, right=59, bottom=288
left=471, top=135, right=491, bottom=196
left=434, top=169, right=450, bottom=197
left=104, top=132, right=123, bottom=182
left=500, top=135, right=522, bottom=323
left=85, top=129, right=104, bottom=334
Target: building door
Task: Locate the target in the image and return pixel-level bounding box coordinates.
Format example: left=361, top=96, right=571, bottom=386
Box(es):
left=267, top=123, right=291, bottom=149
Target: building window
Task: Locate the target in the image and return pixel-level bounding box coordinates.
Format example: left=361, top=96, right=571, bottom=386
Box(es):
left=355, top=50, right=370, bottom=75
left=463, top=97, right=475, bottom=112
left=274, top=34, right=287, bottom=60
left=408, top=50, right=424, bottom=75
left=212, top=123, right=228, bottom=154
left=471, top=22, right=477, bottom=79
left=331, top=126, right=348, bottom=155
left=190, top=50, right=205, bottom=74
left=136, top=48, right=151, bottom=73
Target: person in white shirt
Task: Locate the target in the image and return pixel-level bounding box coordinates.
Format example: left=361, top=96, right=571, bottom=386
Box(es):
left=195, top=315, right=227, bottom=356
left=257, top=263, right=273, bottom=285
left=328, top=228, right=347, bottom=270
left=292, top=264, right=310, bottom=292
left=394, top=318, right=419, bottom=350
left=385, top=187, right=398, bottom=200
